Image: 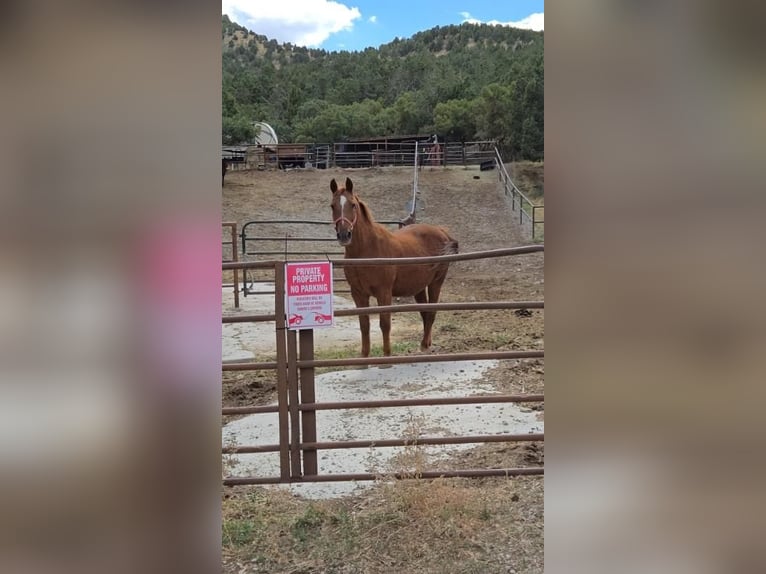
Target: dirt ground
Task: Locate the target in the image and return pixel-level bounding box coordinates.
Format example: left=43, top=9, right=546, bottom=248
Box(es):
left=221, top=163, right=545, bottom=573
left=222, top=164, right=544, bottom=406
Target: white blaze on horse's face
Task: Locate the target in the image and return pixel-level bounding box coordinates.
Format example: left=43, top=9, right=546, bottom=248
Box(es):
left=333, top=191, right=357, bottom=246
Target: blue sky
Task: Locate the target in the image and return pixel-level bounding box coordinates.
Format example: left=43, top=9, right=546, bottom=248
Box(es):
left=222, top=0, right=543, bottom=52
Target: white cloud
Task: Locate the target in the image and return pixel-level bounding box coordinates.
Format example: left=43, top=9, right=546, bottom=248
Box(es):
left=368, top=15, right=377, bottom=23
left=461, top=11, right=544, bottom=31
left=222, top=0, right=361, bottom=47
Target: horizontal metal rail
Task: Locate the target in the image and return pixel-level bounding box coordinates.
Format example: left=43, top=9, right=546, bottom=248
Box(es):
left=246, top=236, right=339, bottom=242
left=223, top=350, right=542, bottom=371
left=223, top=433, right=543, bottom=455
left=335, top=300, right=542, bottom=315
left=223, top=313, right=276, bottom=323
left=222, top=301, right=542, bottom=324
left=222, top=393, right=544, bottom=416
left=299, top=394, right=544, bottom=411
left=223, top=245, right=544, bottom=271
left=304, top=433, right=542, bottom=450
left=231, top=289, right=354, bottom=296
left=245, top=251, right=343, bottom=256
left=240, top=219, right=402, bottom=226
left=243, top=219, right=334, bottom=225
left=223, top=361, right=278, bottom=371
left=304, top=432, right=543, bottom=450
left=225, top=260, right=281, bottom=270
left=223, top=404, right=279, bottom=415
left=224, top=443, right=280, bottom=454
left=223, top=467, right=544, bottom=486
left=297, top=350, right=542, bottom=369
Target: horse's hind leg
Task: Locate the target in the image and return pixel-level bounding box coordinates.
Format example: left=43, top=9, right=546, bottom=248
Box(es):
left=422, top=281, right=444, bottom=350
left=414, top=290, right=433, bottom=351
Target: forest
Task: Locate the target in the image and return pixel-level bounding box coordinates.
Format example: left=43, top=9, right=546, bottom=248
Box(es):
left=222, top=16, right=543, bottom=160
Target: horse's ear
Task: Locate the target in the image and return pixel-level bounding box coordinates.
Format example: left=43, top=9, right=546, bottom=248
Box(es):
left=345, top=178, right=353, bottom=194
left=330, top=179, right=338, bottom=194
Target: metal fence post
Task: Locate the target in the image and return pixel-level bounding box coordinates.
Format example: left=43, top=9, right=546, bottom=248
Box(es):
left=274, top=263, right=290, bottom=481
left=299, top=329, right=318, bottom=476
left=287, top=329, right=301, bottom=478
left=230, top=223, right=239, bottom=308
left=222, top=222, right=240, bottom=308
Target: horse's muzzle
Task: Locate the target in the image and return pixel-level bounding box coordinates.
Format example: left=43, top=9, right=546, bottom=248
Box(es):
left=337, top=229, right=352, bottom=245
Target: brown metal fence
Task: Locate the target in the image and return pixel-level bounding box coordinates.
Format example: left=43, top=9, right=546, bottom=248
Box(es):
left=238, top=218, right=402, bottom=297
left=494, top=148, right=544, bottom=242
left=221, top=222, right=240, bottom=308
left=221, top=245, right=544, bottom=486
left=223, top=140, right=499, bottom=170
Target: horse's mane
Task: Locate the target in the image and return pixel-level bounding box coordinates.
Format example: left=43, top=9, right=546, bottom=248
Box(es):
left=355, top=197, right=375, bottom=225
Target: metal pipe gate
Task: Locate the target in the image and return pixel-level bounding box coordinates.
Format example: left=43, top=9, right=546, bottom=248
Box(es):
left=222, top=245, right=544, bottom=486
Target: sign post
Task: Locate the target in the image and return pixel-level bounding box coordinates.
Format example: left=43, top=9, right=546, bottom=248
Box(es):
left=285, top=261, right=334, bottom=330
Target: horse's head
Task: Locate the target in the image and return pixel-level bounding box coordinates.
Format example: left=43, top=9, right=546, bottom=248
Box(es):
left=330, top=177, right=359, bottom=246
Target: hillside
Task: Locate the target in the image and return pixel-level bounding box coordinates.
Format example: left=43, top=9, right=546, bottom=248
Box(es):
left=222, top=16, right=543, bottom=160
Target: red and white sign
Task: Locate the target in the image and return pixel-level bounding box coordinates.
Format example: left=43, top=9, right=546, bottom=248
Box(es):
left=285, top=261, right=334, bottom=330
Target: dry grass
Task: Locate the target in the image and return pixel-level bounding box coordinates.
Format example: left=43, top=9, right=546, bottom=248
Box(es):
left=222, top=476, right=543, bottom=574
left=510, top=161, right=544, bottom=204
left=223, top=417, right=543, bottom=573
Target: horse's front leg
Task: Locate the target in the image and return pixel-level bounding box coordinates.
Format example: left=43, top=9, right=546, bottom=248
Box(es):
left=376, top=291, right=393, bottom=356
left=351, top=291, right=371, bottom=357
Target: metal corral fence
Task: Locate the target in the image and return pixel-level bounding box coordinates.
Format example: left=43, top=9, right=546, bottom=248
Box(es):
left=222, top=140, right=498, bottom=170
left=221, top=245, right=544, bottom=486
left=222, top=222, right=240, bottom=308
left=494, top=148, right=544, bottom=242
left=237, top=218, right=403, bottom=297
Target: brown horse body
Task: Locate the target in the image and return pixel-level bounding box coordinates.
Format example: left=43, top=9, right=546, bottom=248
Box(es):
left=330, top=177, right=458, bottom=357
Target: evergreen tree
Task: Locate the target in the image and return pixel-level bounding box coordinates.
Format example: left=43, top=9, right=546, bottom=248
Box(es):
left=221, top=17, right=543, bottom=158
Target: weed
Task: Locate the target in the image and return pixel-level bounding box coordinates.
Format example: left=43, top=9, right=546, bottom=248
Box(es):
left=222, top=436, right=240, bottom=477
left=291, top=505, right=326, bottom=543
left=222, top=518, right=259, bottom=548
left=369, top=340, right=419, bottom=357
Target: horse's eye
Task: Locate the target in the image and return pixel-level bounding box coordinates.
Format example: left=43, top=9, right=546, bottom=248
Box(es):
left=352, top=203, right=357, bottom=209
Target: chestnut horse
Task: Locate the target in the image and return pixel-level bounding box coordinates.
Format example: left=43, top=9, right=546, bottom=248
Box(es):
left=330, top=177, right=458, bottom=357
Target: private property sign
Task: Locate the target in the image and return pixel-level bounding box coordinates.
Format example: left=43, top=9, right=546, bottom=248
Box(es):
left=285, top=261, right=334, bottom=330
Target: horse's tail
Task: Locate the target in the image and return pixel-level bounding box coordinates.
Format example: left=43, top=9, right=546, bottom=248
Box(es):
left=442, top=231, right=458, bottom=256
